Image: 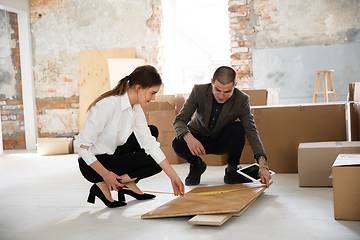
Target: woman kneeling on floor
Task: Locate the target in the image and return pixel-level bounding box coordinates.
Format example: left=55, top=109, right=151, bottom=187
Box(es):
left=74, top=65, right=185, bottom=208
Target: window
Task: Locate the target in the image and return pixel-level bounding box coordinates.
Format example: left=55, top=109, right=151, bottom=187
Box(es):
left=161, top=0, right=230, bottom=94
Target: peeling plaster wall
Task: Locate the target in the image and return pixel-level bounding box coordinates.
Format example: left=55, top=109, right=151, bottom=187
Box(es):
left=30, top=0, right=162, bottom=136
left=250, top=0, right=360, bottom=104
left=254, top=0, right=360, bottom=49
left=0, top=10, right=16, bottom=98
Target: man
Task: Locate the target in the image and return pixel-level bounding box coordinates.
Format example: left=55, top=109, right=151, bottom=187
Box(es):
left=172, top=66, right=271, bottom=187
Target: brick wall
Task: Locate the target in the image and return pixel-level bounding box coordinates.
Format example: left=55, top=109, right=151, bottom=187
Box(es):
left=36, top=97, right=79, bottom=138
left=228, top=0, right=261, bottom=89
left=0, top=12, right=26, bottom=150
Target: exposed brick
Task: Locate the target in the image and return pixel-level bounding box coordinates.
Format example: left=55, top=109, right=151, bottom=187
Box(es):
left=231, top=59, right=250, bottom=65
left=240, top=65, right=250, bottom=71
left=238, top=18, right=250, bottom=22
left=12, top=135, right=25, bottom=141
left=238, top=6, right=251, bottom=11
left=37, top=109, right=43, bottom=114
left=228, top=0, right=247, bottom=6
left=230, top=42, right=239, bottom=47
left=229, top=24, right=246, bottom=29
left=64, top=98, right=79, bottom=104
left=36, top=100, right=49, bottom=105
left=55, top=103, right=66, bottom=108
left=4, top=140, right=16, bottom=145
left=228, top=6, right=238, bottom=12
left=231, top=47, right=249, bottom=53
left=229, top=12, right=248, bottom=17
left=236, top=70, right=251, bottom=77
left=239, top=53, right=252, bottom=59
left=36, top=104, right=45, bottom=108
left=239, top=41, right=251, bottom=47
left=231, top=54, right=240, bottom=60
left=6, top=100, right=23, bottom=105
left=1, top=110, right=10, bottom=115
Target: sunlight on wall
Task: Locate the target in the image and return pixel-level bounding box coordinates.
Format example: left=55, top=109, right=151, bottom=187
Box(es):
left=161, top=0, right=230, bottom=94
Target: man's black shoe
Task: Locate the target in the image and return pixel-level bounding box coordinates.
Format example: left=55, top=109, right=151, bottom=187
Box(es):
left=224, top=167, right=252, bottom=184
left=185, top=159, right=207, bottom=186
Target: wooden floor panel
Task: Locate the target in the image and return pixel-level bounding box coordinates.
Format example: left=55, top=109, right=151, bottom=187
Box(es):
left=141, top=183, right=266, bottom=219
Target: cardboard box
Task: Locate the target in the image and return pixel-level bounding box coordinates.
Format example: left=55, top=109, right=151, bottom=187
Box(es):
left=351, top=102, right=360, bottom=141
left=240, top=103, right=347, bottom=173
left=37, top=137, right=72, bottom=156
left=200, top=154, right=228, bottom=166
left=332, top=154, right=360, bottom=221
left=242, top=89, right=267, bottom=106
left=143, top=99, right=185, bottom=164
left=298, top=141, right=360, bottom=187
left=353, top=82, right=360, bottom=102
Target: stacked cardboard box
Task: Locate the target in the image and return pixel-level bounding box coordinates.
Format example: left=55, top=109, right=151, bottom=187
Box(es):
left=242, top=89, right=267, bottom=106
left=37, top=137, right=74, bottom=156
left=142, top=95, right=186, bottom=164
left=298, top=141, right=360, bottom=187
left=332, top=154, right=360, bottom=221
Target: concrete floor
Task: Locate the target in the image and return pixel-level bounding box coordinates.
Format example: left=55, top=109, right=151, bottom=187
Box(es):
left=0, top=150, right=359, bottom=240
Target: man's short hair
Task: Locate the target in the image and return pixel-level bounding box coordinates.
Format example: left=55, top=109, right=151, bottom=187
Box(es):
left=212, top=66, right=236, bottom=85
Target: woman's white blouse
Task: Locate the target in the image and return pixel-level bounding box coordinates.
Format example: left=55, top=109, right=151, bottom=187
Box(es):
left=74, top=93, right=166, bottom=165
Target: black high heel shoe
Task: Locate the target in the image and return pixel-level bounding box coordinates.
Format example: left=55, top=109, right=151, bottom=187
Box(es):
left=118, top=187, right=156, bottom=201
left=87, top=184, right=127, bottom=208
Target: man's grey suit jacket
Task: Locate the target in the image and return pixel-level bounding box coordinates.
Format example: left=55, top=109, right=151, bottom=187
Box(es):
left=173, top=83, right=266, bottom=158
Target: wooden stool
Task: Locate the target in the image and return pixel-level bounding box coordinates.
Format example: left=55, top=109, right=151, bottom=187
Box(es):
left=313, top=70, right=336, bottom=103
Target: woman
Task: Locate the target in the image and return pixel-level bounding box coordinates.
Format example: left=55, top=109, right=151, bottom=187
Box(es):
left=74, top=65, right=184, bottom=208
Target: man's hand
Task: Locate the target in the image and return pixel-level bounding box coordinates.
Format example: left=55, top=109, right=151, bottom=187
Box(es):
left=183, top=133, right=206, bottom=156
left=258, top=156, right=271, bottom=188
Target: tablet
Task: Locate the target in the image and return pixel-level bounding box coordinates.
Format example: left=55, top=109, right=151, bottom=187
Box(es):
left=237, top=163, right=275, bottom=183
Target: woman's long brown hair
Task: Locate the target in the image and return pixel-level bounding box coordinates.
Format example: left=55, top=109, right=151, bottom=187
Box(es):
left=87, top=65, right=162, bottom=112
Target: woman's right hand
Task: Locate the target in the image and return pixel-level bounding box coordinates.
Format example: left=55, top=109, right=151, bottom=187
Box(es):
left=102, top=171, right=123, bottom=191
left=158, top=159, right=185, bottom=197
left=171, top=177, right=185, bottom=197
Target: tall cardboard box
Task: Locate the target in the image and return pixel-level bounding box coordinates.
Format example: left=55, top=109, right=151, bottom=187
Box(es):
left=332, top=154, right=360, bottom=221
left=143, top=100, right=185, bottom=164
left=240, top=103, right=347, bottom=173
left=298, top=141, right=360, bottom=187
left=201, top=154, right=228, bottom=166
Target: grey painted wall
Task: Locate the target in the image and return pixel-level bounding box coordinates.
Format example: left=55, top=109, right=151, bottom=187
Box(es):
left=253, top=42, right=360, bottom=104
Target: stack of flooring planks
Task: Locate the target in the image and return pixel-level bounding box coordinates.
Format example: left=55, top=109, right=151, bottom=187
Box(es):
left=141, top=182, right=271, bottom=226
